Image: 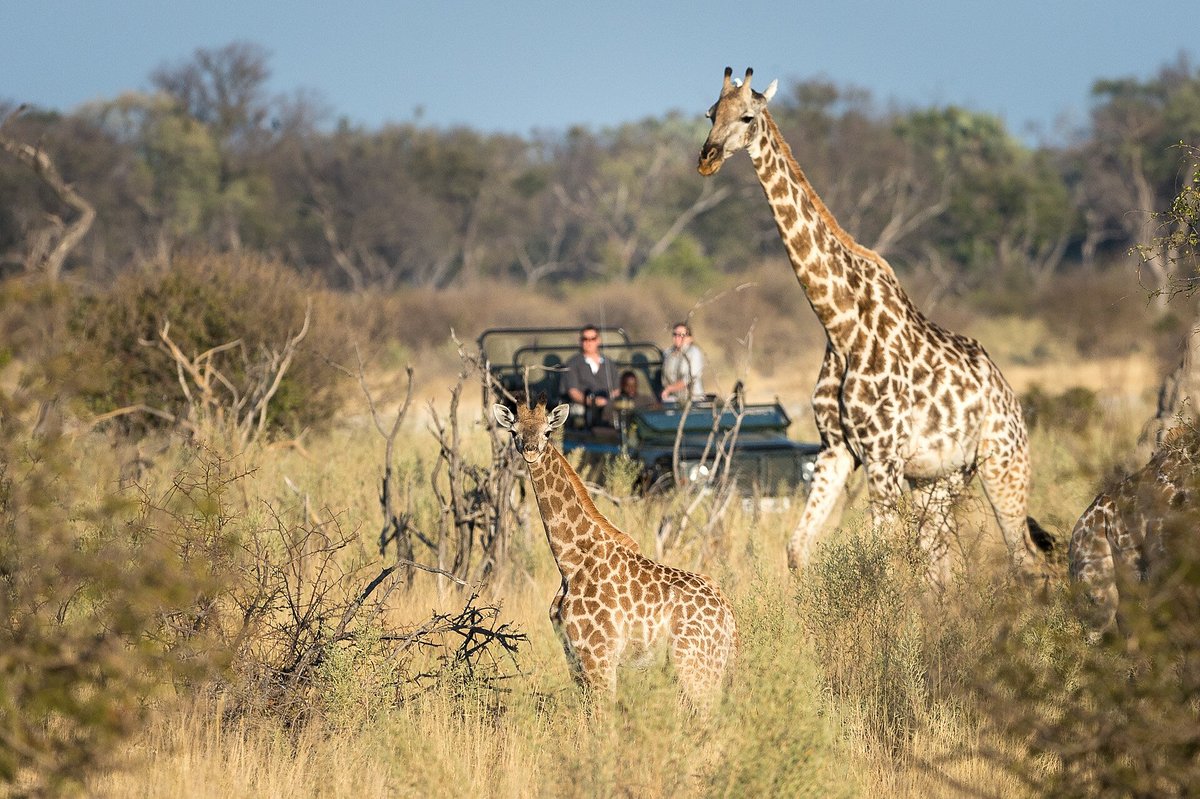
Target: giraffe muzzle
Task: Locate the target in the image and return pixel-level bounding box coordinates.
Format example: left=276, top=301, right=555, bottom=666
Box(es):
left=697, top=144, right=725, bottom=176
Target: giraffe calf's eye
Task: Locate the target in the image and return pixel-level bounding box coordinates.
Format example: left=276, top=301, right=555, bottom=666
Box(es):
left=741, top=115, right=754, bottom=123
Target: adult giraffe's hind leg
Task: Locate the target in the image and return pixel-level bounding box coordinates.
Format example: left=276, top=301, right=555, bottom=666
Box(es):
left=976, top=406, right=1051, bottom=581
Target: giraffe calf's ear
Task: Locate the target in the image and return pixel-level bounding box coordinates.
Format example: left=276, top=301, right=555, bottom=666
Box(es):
left=762, top=79, right=778, bottom=102
left=547, top=403, right=570, bottom=430
left=493, top=404, right=516, bottom=431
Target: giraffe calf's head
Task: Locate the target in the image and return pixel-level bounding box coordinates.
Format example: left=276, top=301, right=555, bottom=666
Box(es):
left=698, top=66, right=778, bottom=176
left=493, top=402, right=570, bottom=463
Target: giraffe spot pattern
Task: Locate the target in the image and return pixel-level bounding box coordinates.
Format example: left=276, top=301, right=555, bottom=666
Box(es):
left=695, top=91, right=1051, bottom=578
left=505, top=400, right=737, bottom=708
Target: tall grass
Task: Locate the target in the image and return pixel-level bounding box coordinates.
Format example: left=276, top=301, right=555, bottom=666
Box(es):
left=5, top=257, right=1193, bottom=797
left=71, top=362, right=1189, bottom=797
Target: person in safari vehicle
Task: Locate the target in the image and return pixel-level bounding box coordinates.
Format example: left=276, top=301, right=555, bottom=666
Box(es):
left=561, top=324, right=620, bottom=426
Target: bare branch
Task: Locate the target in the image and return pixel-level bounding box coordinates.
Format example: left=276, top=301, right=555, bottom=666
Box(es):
left=395, top=559, right=470, bottom=587
left=0, top=117, right=96, bottom=280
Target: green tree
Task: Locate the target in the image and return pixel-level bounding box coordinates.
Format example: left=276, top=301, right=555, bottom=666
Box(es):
left=1077, top=55, right=1200, bottom=281
left=0, top=359, right=211, bottom=794
left=895, top=106, right=1074, bottom=294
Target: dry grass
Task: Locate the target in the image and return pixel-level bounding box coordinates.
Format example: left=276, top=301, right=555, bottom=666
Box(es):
left=0, top=255, right=1160, bottom=799
left=69, top=336, right=1160, bottom=799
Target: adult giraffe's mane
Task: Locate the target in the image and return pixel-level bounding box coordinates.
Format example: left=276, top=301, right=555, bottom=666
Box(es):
left=759, top=109, right=900, bottom=283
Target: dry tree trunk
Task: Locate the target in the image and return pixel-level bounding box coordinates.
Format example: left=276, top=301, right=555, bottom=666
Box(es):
left=0, top=106, right=96, bottom=280
left=427, top=334, right=527, bottom=590
left=143, top=302, right=311, bottom=448
left=1144, top=305, right=1200, bottom=456
left=656, top=389, right=746, bottom=561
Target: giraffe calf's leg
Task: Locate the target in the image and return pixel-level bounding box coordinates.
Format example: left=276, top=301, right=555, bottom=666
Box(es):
left=575, top=644, right=619, bottom=700
left=670, top=623, right=734, bottom=714
left=551, top=609, right=587, bottom=688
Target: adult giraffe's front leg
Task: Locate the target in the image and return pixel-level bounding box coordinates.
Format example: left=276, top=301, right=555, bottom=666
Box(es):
left=788, top=347, right=857, bottom=570
left=909, top=471, right=968, bottom=588
left=788, top=443, right=856, bottom=569
left=863, top=453, right=907, bottom=532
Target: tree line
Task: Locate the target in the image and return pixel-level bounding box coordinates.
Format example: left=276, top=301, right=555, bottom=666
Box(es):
left=1, top=42, right=1198, bottom=297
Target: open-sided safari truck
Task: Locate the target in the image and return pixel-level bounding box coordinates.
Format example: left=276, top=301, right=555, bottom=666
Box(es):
left=479, top=326, right=820, bottom=496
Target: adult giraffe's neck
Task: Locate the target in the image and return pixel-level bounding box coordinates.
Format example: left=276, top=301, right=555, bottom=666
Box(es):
left=749, top=110, right=907, bottom=351
left=526, top=445, right=638, bottom=572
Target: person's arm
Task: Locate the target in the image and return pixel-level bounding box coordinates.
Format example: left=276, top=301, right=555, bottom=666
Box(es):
left=686, top=346, right=705, bottom=395
left=660, top=352, right=688, bottom=399
left=562, top=358, right=586, bottom=404
left=564, top=358, right=608, bottom=406
left=660, top=362, right=683, bottom=398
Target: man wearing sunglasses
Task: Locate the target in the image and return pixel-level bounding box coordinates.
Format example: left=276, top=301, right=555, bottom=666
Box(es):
left=562, top=324, right=620, bottom=424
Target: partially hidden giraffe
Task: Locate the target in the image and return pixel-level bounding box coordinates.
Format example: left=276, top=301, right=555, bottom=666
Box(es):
left=1069, top=426, right=1197, bottom=638
left=698, top=67, right=1055, bottom=581
left=493, top=401, right=738, bottom=708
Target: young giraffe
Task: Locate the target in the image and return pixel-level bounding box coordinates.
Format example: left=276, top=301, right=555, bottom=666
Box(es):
left=493, top=401, right=738, bottom=707
left=698, top=67, right=1054, bottom=581
left=1069, top=426, right=1197, bottom=638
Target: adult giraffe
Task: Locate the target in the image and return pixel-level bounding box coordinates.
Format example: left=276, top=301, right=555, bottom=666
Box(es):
left=698, top=67, right=1053, bottom=580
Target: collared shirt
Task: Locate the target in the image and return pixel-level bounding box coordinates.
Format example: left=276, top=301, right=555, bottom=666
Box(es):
left=562, top=352, right=619, bottom=400
left=663, top=343, right=705, bottom=400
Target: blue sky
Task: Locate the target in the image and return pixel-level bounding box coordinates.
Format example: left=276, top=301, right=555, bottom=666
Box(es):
left=2, top=1, right=1194, bottom=143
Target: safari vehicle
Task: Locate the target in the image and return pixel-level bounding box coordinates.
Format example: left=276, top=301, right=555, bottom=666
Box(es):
left=479, top=326, right=820, bottom=495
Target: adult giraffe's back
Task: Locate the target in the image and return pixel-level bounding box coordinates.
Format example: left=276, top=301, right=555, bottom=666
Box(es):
left=698, top=66, right=1054, bottom=581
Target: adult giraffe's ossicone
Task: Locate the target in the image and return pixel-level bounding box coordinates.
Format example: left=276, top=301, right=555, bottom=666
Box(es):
left=698, top=65, right=1055, bottom=583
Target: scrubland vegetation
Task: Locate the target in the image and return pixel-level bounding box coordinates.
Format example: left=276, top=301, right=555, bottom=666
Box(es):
left=1, top=252, right=1196, bottom=798
left=2, top=42, right=1198, bottom=799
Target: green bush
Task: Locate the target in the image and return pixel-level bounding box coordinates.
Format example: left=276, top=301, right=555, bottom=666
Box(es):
left=73, top=251, right=350, bottom=437
left=798, top=525, right=935, bottom=756
left=967, top=433, right=1200, bottom=796
left=0, top=377, right=212, bottom=795
left=1022, top=384, right=1101, bottom=433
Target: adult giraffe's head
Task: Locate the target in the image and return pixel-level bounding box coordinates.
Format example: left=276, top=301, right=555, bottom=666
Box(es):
left=698, top=66, right=778, bottom=176
left=493, top=401, right=570, bottom=463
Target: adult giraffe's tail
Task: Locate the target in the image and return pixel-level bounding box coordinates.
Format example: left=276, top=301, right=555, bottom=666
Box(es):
left=1027, top=516, right=1056, bottom=554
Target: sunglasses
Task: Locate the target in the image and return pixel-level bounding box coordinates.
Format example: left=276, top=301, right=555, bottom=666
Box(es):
left=581, top=335, right=599, bottom=342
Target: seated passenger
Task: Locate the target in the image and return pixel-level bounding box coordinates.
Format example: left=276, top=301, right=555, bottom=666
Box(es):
left=661, top=322, right=707, bottom=403
left=612, top=370, right=658, bottom=412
